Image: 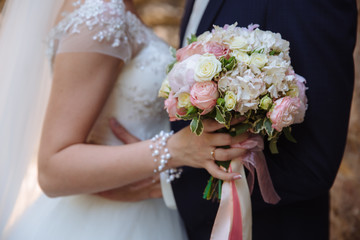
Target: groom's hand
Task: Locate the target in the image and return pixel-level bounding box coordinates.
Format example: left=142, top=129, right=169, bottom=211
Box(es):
left=95, top=117, right=162, bottom=202
left=96, top=175, right=162, bottom=202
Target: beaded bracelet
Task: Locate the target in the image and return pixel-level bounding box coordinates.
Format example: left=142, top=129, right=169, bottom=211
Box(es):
left=149, top=130, right=182, bottom=182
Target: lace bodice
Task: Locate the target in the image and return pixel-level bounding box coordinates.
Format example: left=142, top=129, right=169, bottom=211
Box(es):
left=47, top=0, right=173, bottom=144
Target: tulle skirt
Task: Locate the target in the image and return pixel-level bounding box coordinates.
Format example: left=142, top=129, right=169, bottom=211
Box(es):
left=3, top=194, right=187, bottom=240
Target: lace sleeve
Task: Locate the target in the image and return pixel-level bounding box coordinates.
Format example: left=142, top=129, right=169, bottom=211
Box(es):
left=47, top=0, right=147, bottom=63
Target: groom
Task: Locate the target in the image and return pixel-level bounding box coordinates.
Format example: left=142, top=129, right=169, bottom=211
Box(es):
left=107, top=0, right=358, bottom=239
left=169, top=0, right=358, bottom=239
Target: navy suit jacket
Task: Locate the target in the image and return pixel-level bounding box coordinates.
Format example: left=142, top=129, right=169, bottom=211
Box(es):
left=171, top=0, right=358, bottom=239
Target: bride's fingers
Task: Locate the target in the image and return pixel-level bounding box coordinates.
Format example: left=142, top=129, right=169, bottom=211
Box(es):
left=205, top=162, right=242, bottom=181
left=212, top=148, right=247, bottom=161
left=207, top=131, right=249, bottom=147
left=203, top=117, right=246, bottom=133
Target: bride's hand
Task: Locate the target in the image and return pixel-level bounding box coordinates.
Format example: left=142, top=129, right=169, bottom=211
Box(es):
left=110, top=117, right=249, bottom=182
left=168, top=118, right=249, bottom=181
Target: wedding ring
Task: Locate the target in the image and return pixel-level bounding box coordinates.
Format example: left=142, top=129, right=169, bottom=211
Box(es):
left=210, top=148, right=216, bottom=160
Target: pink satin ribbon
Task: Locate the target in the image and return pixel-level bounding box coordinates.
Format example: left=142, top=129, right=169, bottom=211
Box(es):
left=231, top=134, right=280, bottom=204
left=211, top=165, right=243, bottom=240
left=211, top=134, right=280, bottom=240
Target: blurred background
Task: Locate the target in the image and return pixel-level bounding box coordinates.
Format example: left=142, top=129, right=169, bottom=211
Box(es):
left=1, top=0, right=359, bottom=239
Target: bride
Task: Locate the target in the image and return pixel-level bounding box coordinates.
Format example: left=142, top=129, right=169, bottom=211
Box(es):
left=0, top=0, right=248, bottom=239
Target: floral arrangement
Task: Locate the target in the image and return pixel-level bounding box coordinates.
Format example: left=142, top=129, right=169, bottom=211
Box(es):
left=158, top=23, right=307, bottom=204
left=159, top=23, right=307, bottom=154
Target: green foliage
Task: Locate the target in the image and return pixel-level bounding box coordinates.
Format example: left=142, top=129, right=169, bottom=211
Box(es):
left=169, top=47, right=177, bottom=58
left=269, top=137, right=279, bottom=154
left=187, top=34, right=198, bottom=45
left=190, top=116, right=204, bottom=136
left=283, top=127, right=297, bottom=143
left=220, top=56, right=237, bottom=71
left=166, top=60, right=177, bottom=74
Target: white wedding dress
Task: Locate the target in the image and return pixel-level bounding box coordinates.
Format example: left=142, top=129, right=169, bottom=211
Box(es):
left=3, top=0, right=187, bottom=239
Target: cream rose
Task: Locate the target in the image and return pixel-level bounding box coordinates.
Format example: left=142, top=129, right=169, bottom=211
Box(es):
left=177, top=92, right=192, bottom=109
left=249, top=53, right=268, bottom=68
left=231, top=50, right=250, bottom=65
left=224, top=91, right=236, bottom=110
left=228, top=36, right=250, bottom=52
left=158, top=77, right=171, bottom=98
left=194, top=54, right=222, bottom=82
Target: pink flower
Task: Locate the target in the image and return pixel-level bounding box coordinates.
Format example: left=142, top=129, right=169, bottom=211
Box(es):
left=203, top=41, right=230, bottom=59
left=176, top=42, right=205, bottom=62
left=164, top=92, right=179, bottom=121
left=190, top=81, right=219, bottom=115
left=267, top=96, right=301, bottom=131
left=168, top=54, right=200, bottom=96
left=294, top=74, right=307, bottom=124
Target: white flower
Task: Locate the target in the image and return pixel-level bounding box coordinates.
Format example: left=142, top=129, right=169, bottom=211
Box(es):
left=224, top=91, right=236, bottom=110
left=227, top=36, right=251, bottom=52
left=158, top=77, right=171, bottom=98
left=194, top=54, right=222, bottom=82
left=231, top=50, right=250, bottom=65
left=197, top=31, right=212, bottom=42
left=249, top=53, right=268, bottom=68
left=177, top=92, right=192, bottom=108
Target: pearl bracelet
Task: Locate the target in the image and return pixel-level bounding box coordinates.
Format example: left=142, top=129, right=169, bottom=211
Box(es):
left=149, top=130, right=182, bottom=182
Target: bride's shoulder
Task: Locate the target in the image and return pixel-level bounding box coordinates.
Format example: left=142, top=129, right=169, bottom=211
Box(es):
left=48, top=0, right=149, bottom=62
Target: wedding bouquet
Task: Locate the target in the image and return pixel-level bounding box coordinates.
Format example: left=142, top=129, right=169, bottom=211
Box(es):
left=159, top=22, right=307, bottom=149
left=159, top=23, right=307, bottom=239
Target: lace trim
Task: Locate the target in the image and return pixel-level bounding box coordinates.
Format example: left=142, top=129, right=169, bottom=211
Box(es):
left=47, top=0, right=148, bottom=61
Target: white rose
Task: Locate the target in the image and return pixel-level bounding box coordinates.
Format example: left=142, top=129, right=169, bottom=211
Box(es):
left=228, top=36, right=251, bottom=52
left=231, top=50, right=250, bottom=65
left=194, top=54, right=222, bottom=82
left=249, top=53, right=268, bottom=68
left=224, top=91, right=237, bottom=110
left=158, top=77, right=171, bottom=98
left=177, top=92, right=192, bottom=108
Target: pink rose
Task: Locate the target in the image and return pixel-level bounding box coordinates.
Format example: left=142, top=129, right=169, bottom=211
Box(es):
left=176, top=42, right=205, bottom=62
left=203, top=41, right=230, bottom=59
left=168, top=54, right=200, bottom=96
left=164, top=92, right=179, bottom=121
left=267, top=96, right=301, bottom=132
left=294, top=74, right=307, bottom=124
left=190, top=81, right=219, bottom=115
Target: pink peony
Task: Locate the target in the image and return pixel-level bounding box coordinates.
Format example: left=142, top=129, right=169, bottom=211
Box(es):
left=164, top=92, right=179, bottom=121
left=267, top=96, right=301, bottom=132
left=190, top=81, right=219, bottom=115
left=168, top=54, right=200, bottom=97
left=176, top=42, right=205, bottom=62
left=203, top=41, right=230, bottom=59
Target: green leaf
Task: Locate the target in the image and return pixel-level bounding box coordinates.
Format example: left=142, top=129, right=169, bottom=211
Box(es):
left=195, top=119, right=204, bottom=135
left=169, top=47, right=177, bottom=58
left=283, top=127, right=297, bottom=143
left=233, top=123, right=251, bottom=136
left=203, top=176, right=214, bottom=200
left=217, top=98, right=225, bottom=107
left=218, top=179, right=223, bottom=200
left=253, top=118, right=264, bottom=133
left=215, top=106, right=226, bottom=124
left=190, top=117, right=199, bottom=134
left=269, top=138, right=279, bottom=154
left=224, top=111, right=232, bottom=129
left=187, top=34, right=198, bottom=45
left=166, top=60, right=177, bottom=73
left=264, top=118, right=274, bottom=137
left=186, top=106, right=197, bottom=115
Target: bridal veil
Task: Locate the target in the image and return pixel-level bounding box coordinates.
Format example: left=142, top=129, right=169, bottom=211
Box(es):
left=0, top=0, right=64, bottom=233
